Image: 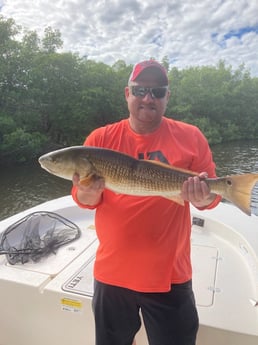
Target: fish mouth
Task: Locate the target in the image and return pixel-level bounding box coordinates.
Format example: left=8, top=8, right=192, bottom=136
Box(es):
left=38, top=157, right=56, bottom=173
left=40, top=164, right=57, bottom=174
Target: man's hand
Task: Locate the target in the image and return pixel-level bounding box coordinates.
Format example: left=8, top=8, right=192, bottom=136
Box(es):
left=181, top=172, right=217, bottom=208
left=72, top=173, right=105, bottom=206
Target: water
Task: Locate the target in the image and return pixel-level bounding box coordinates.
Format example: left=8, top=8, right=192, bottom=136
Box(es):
left=0, top=162, right=71, bottom=221
left=211, top=141, right=258, bottom=215
left=211, top=141, right=258, bottom=175
left=0, top=140, right=257, bottom=221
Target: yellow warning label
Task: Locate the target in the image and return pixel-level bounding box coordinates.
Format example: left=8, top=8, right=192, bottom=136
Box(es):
left=61, top=298, right=82, bottom=312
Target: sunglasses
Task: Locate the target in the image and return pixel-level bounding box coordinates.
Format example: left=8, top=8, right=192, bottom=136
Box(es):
left=130, top=86, right=168, bottom=99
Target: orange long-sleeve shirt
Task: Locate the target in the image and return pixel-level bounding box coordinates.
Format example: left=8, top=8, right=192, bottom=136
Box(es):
left=72, top=117, right=220, bottom=292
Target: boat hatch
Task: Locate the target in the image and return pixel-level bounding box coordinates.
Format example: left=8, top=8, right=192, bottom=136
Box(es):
left=61, top=244, right=220, bottom=307
left=192, top=245, right=219, bottom=307
left=62, top=255, right=95, bottom=297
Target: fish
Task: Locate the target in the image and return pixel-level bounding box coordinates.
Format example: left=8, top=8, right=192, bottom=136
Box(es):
left=38, top=146, right=258, bottom=216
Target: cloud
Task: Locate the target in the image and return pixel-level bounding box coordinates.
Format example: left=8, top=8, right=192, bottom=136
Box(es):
left=1, top=0, right=258, bottom=75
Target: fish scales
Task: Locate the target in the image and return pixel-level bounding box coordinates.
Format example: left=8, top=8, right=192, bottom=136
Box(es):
left=86, top=149, right=191, bottom=195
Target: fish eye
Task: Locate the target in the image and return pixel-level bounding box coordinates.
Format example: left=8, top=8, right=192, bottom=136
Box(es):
left=226, top=179, right=232, bottom=186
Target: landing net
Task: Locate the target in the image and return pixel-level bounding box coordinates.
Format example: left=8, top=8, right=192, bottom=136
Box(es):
left=0, top=211, right=81, bottom=264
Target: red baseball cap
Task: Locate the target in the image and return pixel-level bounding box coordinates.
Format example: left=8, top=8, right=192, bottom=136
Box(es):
left=129, top=60, right=168, bottom=85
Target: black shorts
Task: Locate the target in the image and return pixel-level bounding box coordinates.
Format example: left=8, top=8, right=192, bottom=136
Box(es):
left=92, top=280, right=199, bottom=345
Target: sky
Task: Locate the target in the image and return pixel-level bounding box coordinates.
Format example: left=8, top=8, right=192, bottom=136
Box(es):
left=1, top=0, right=258, bottom=76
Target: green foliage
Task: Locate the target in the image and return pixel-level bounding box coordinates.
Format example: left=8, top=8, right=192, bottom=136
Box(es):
left=0, top=128, right=47, bottom=164
left=0, top=15, right=257, bottom=164
left=0, top=115, right=16, bottom=137
left=42, top=27, right=63, bottom=53
left=167, top=61, right=258, bottom=143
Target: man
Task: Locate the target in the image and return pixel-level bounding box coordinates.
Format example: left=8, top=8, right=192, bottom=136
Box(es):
left=72, top=60, right=221, bottom=345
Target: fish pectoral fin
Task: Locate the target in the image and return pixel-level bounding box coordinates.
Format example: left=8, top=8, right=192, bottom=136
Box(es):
left=165, top=194, right=185, bottom=206
left=79, top=173, right=101, bottom=187
left=79, top=176, right=94, bottom=186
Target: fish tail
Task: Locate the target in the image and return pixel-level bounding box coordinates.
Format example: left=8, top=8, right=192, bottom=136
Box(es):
left=222, top=174, right=258, bottom=216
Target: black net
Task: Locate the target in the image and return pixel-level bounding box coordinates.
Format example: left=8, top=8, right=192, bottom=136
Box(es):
left=0, top=211, right=81, bottom=265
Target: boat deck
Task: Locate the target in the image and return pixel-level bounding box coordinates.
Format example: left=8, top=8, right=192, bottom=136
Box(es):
left=0, top=196, right=257, bottom=345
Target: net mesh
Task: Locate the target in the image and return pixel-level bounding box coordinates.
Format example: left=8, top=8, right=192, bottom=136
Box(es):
left=0, top=211, right=81, bottom=265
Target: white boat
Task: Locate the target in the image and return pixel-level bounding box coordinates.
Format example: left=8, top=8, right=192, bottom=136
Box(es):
left=0, top=195, right=257, bottom=345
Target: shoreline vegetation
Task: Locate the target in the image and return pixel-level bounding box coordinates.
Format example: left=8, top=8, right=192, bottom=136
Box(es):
left=1, top=16, right=257, bottom=165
